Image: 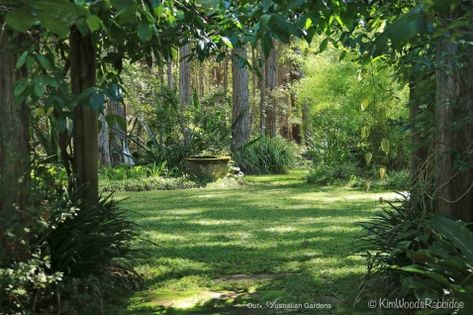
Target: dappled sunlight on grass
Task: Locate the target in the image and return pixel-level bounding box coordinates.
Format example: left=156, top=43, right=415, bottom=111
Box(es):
left=117, top=171, right=390, bottom=314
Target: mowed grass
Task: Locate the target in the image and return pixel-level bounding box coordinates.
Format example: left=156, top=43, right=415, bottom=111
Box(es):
left=115, top=170, right=397, bottom=314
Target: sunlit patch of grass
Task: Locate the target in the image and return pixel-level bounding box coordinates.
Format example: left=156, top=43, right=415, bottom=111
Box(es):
left=114, top=170, right=394, bottom=314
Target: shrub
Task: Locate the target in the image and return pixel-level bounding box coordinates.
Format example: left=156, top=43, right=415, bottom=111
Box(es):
left=359, top=195, right=473, bottom=312
left=233, top=136, right=297, bottom=174
left=306, top=164, right=409, bottom=190
left=306, top=162, right=361, bottom=185
left=100, top=176, right=198, bottom=192
left=0, top=192, right=137, bottom=314
left=47, top=193, right=137, bottom=278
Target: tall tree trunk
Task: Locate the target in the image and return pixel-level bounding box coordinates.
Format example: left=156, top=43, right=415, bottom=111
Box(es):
left=264, top=47, right=277, bottom=137
left=109, top=100, right=126, bottom=166
left=179, top=43, right=192, bottom=146
left=231, top=48, right=250, bottom=150
left=158, top=66, right=164, bottom=86
left=259, top=53, right=266, bottom=134
left=0, top=24, right=31, bottom=263
left=98, top=107, right=111, bottom=167
left=434, top=15, right=473, bottom=221
left=167, top=58, right=173, bottom=90
left=199, top=61, right=205, bottom=97
left=70, top=28, right=98, bottom=202
left=179, top=43, right=191, bottom=106
left=223, top=58, right=229, bottom=94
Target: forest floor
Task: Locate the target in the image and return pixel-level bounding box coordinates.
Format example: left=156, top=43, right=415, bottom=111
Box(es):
left=112, top=170, right=398, bottom=314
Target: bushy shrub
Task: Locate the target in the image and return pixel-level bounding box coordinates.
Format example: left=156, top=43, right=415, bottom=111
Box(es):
left=100, top=176, right=198, bottom=192
left=233, top=136, right=297, bottom=174
left=0, top=191, right=137, bottom=314
left=359, top=195, right=473, bottom=312
left=99, top=162, right=169, bottom=181
left=306, top=163, right=409, bottom=190
left=306, top=162, right=361, bottom=185
left=47, top=193, right=136, bottom=277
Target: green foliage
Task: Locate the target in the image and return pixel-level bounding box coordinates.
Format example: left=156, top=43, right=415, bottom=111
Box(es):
left=99, top=163, right=169, bottom=181
left=100, top=176, right=198, bottom=193
left=297, top=48, right=409, bottom=170
left=306, top=162, right=361, bottom=186
left=359, top=195, right=473, bottom=312
left=125, top=81, right=231, bottom=170
left=233, top=136, right=297, bottom=174
left=47, top=194, right=136, bottom=278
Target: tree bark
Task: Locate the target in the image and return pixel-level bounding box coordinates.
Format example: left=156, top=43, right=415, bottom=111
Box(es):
left=98, top=107, right=111, bottom=167
left=223, top=58, right=229, bottom=94
left=264, top=47, right=277, bottom=137
left=179, top=43, right=191, bottom=106
left=167, top=58, right=173, bottom=90
left=434, top=17, right=473, bottom=221
left=231, top=48, right=251, bottom=150
left=0, top=23, right=31, bottom=263
left=70, top=27, right=98, bottom=202
left=109, top=99, right=126, bottom=166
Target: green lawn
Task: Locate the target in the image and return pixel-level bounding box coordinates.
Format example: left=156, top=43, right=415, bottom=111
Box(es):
left=115, top=170, right=397, bottom=314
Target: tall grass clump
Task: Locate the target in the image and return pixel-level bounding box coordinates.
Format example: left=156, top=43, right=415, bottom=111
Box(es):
left=233, top=136, right=297, bottom=174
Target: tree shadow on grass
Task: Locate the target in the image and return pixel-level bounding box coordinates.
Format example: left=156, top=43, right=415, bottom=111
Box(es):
left=114, top=175, right=390, bottom=314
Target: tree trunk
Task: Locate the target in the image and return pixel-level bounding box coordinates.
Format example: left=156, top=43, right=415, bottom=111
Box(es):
left=158, top=66, right=164, bottom=86
left=109, top=99, right=126, bottom=166
left=434, top=17, right=473, bottom=221
left=70, top=27, right=98, bottom=202
left=179, top=43, right=191, bottom=106
left=0, top=24, right=31, bottom=263
left=98, top=107, right=111, bottom=167
left=167, top=58, right=173, bottom=90
left=231, top=48, right=251, bottom=150
left=223, top=58, right=229, bottom=94
left=259, top=50, right=266, bottom=133
left=301, top=100, right=312, bottom=145
left=264, top=47, right=277, bottom=137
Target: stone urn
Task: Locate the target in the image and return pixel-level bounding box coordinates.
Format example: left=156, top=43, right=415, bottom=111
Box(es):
left=185, top=156, right=231, bottom=181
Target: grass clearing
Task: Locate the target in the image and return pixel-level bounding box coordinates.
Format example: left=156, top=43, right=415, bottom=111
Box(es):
left=115, top=170, right=397, bottom=314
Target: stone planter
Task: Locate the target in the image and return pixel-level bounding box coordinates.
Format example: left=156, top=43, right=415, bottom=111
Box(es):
left=185, top=156, right=231, bottom=181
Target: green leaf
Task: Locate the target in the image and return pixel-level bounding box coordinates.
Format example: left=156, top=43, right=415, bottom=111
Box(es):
left=431, top=215, right=473, bottom=262
left=380, top=138, right=390, bottom=155
left=86, top=15, right=102, bottom=32
left=137, top=22, right=152, bottom=42
left=16, top=51, right=29, bottom=69
left=37, top=12, right=69, bottom=37
left=319, top=38, right=329, bottom=52
left=360, top=98, right=369, bottom=111
left=361, top=126, right=370, bottom=139
left=220, top=37, right=233, bottom=49
left=5, top=9, right=36, bottom=32
left=364, top=152, right=372, bottom=166
left=379, top=166, right=386, bottom=179
left=33, top=82, right=46, bottom=98
left=36, top=55, right=52, bottom=70
left=14, top=79, right=29, bottom=97
left=89, top=91, right=105, bottom=111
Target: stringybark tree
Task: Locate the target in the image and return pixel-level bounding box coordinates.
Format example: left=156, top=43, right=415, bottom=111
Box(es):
left=0, top=20, right=31, bottom=263
left=264, top=47, right=277, bottom=137
left=167, top=58, right=173, bottom=90
left=179, top=43, right=191, bottom=106
left=434, top=13, right=473, bottom=221
left=70, top=27, right=98, bottom=202
left=231, top=48, right=250, bottom=150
